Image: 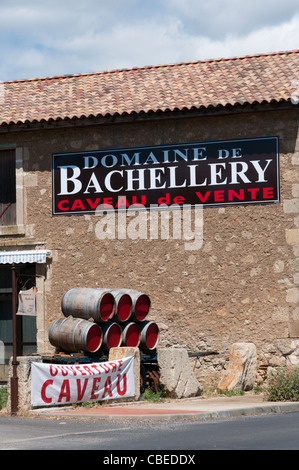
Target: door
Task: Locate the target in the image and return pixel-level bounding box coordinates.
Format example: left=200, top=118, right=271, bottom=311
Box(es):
left=0, top=264, right=37, bottom=382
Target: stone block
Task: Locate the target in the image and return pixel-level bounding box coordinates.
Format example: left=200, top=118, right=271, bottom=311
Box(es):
left=157, top=347, right=203, bottom=398
left=109, top=347, right=140, bottom=400
left=217, top=343, right=257, bottom=391
left=283, top=199, right=299, bottom=213
left=287, top=340, right=299, bottom=365
left=286, top=229, right=299, bottom=246
left=292, top=152, right=299, bottom=165
left=292, top=185, right=299, bottom=198
left=286, top=288, right=299, bottom=304
left=288, top=321, right=299, bottom=338
left=8, top=355, right=42, bottom=413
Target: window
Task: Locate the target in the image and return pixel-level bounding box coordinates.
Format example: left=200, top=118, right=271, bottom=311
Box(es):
left=0, top=149, right=16, bottom=226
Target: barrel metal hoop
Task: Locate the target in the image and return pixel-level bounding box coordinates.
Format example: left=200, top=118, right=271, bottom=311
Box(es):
left=71, top=318, right=84, bottom=349
left=68, top=289, right=78, bottom=315
left=56, top=317, right=68, bottom=346
left=48, top=319, right=56, bottom=338
left=61, top=291, right=66, bottom=312
left=83, top=288, right=92, bottom=316
left=81, top=321, right=93, bottom=351
left=92, top=290, right=100, bottom=318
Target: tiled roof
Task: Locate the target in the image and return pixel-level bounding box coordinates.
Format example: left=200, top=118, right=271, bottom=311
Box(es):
left=0, top=50, right=298, bottom=126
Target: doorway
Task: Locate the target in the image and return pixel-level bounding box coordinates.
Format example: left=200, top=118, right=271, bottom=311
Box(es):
left=0, top=264, right=37, bottom=382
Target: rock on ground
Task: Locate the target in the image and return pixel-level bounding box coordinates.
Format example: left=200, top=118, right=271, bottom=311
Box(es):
left=217, top=342, right=257, bottom=391
left=158, top=347, right=203, bottom=398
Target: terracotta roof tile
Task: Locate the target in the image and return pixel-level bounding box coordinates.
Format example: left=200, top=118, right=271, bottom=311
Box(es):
left=0, top=50, right=298, bottom=126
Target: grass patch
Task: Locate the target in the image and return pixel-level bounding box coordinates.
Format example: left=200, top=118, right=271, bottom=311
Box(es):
left=264, top=366, right=299, bottom=402
left=141, top=387, right=166, bottom=402
left=74, top=400, right=110, bottom=409
left=217, top=389, right=245, bottom=397
left=0, top=386, right=8, bottom=410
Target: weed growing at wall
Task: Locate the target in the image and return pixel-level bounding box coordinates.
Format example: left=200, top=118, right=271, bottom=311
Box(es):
left=141, top=387, right=166, bottom=402
left=264, top=367, right=299, bottom=402
left=218, top=389, right=245, bottom=397
left=0, top=386, right=8, bottom=409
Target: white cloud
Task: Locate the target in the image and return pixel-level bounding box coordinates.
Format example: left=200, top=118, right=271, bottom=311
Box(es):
left=164, top=0, right=299, bottom=37
left=186, top=14, right=299, bottom=61
left=0, top=0, right=298, bottom=80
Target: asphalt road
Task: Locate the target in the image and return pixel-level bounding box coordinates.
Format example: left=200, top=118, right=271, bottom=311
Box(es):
left=0, top=411, right=299, bottom=451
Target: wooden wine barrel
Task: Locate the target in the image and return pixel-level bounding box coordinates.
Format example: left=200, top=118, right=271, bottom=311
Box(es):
left=100, top=321, right=122, bottom=352
left=121, top=321, right=141, bottom=347
left=48, top=317, right=102, bottom=353
left=118, top=289, right=151, bottom=322
left=139, top=321, right=159, bottom=351
left=108, top=289, right=132, bottom=322
left=61, top=288, right=115, bottom=322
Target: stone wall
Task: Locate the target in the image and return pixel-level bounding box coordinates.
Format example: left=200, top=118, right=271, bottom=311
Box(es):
left=0, top=107, right=298, bottom=389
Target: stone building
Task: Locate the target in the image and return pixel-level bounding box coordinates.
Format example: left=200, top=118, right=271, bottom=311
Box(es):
left=0, top=50, right=298, bottom=389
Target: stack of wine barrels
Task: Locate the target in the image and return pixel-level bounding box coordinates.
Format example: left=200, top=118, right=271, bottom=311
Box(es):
left=48, top=287, right=159, bottom=355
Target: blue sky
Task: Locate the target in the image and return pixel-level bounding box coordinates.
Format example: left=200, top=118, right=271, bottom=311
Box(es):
left=0, top=0, right=299, bottom=81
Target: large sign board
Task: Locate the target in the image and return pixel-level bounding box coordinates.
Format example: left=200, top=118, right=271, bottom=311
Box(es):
left=52, top=136, right=279, bottom=214
left=31, top=356, right=135, bottom=407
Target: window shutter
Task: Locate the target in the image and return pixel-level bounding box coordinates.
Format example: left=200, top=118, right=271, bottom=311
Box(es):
left=0, top=149, right=16, bottom=226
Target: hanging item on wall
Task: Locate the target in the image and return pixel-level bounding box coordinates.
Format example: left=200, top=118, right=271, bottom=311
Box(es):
left=17, top=286, right=37, bottom=316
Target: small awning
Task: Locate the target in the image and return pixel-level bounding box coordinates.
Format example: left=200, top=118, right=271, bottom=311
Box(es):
left=0, top=250, right=52, bottom=264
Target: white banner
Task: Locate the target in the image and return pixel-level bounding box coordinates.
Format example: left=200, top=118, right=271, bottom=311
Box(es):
left=31, top=356, right=135, bottom=407
left=17, top=287, right=37, bottom=316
